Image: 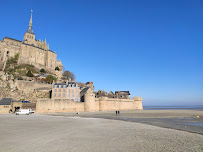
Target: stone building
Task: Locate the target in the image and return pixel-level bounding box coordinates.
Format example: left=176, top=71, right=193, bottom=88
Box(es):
left=115, top=91, right=130, bottom=99
left=52, top=80, right=80, bottom=102
left=95, top=90, right=130, bottom=99
left=0, top=10, right=63, bottom=76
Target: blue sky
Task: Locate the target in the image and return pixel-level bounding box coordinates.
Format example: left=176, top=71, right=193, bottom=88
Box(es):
left=0, top=0, right=202, bottom=105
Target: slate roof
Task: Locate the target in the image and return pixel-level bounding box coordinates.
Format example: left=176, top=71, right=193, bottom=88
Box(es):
left=115, top=91, right=130, bottom=95
left=80, top=88, right=89, bottom=97
left=0, top=98, right=13, bottom=105
left=54, top=83, right=66, bottom=85
left=26, top=27, right=34, bottom=35
left=4, top=37, right=22, bottom=42
left=54, top=82, right=78, bottom=88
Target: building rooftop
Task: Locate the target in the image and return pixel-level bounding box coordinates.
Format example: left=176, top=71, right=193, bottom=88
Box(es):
left=115, top=91, right=130, bottom=95
left=4, top=37, right=22, bottom=42
left=54, top=81, right=78, bottom=88
left=0, top=98, right=13, bottom=105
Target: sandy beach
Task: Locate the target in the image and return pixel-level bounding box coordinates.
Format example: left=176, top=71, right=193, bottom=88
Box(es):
left=0, top=110, right=202, bottom=152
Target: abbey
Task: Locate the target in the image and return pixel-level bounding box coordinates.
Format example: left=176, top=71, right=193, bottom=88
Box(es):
left=0, top=11, right=63, bottom=74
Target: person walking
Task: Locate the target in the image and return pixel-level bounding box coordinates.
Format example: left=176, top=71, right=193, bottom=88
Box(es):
left=116, top=111, right=117, bottom=115
left=118, top=110, right=120, bottom=116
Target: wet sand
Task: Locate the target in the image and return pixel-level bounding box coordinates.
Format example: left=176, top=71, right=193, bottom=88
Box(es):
left=49, top=110, right=203, bottom=134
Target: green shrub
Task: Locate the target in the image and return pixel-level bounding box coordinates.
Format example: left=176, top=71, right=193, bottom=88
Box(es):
left=45, top=75, right=57, bottom=83
left=14, top=53, right=19, bottom=60
left=26, top=70, right=34, bottom=77
left=55, top=66, right=60, bottom=71
left=40, top=69, right=46, bottom=73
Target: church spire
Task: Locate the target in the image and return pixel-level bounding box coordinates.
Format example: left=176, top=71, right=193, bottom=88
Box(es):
left=26, top=10, right=34, bottom=35
left=29, top=10, right=33, bottom=28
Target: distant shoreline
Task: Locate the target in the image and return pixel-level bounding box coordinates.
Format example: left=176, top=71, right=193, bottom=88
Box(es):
left=143, top=105, right=203, bottom=111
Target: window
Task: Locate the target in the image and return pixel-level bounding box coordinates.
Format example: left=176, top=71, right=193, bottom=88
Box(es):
left=59, top=85, right=61, bottom=88
left=76, top=89, right=78, bottom=92
left=59, top=93, right=61, bottom=97
left=54, top=89, right=57, bottom=92
left=72, top=89, right=74, bottom=92
left=54, top=93, right=56, bottom=97
left=69, top=89, right=70, bottom=92
left=69, top=93, right=70, bottom=97
left=59, top=89, right=61, bottom=92
left=63, top=89, right=65, bottom=92
left=76, top=93, right=78, bottom=96
left=27, top=35, right=29, bottom=38
left=72, top=93, right=74, bottom=97
left=63, top=93, right=65, bottom=97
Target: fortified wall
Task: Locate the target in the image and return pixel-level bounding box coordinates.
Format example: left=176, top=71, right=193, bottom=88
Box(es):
left=36, top=90, right=143, bottom=113
left=15, top=80, right=52, bottom=93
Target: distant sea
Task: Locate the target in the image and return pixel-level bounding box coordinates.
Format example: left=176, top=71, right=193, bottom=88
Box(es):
left=143, top=105, right=203, bottom=111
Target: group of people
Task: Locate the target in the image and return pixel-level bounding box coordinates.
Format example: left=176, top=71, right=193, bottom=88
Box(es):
left=116, top=110, right=120, bottom=116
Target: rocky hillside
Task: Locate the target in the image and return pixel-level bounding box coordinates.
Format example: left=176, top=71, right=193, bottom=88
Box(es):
left=0, top=72, right=51, bottom=102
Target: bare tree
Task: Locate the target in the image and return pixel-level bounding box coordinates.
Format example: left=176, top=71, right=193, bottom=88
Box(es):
left=63, top=70, right=76, bottom=80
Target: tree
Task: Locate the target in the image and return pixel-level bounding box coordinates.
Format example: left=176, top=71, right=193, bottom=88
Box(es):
left=40, top=69, right=46, bottom=73
left=45, top=75, right=57, bottom=84
left=26, top=70, right=34, bottom=77
left=55, top=66, right=60, bottom=71
left=63, top=70, right=76, bottom=80
left=77, top=82, right=85, bottom=88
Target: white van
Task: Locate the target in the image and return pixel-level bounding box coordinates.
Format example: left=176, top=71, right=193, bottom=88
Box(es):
left=16, top=109, right=30, bottom=115
left=29, top=109, right=35, bottom=114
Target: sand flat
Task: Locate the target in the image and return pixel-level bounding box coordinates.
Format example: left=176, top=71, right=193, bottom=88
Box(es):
left=0, top=113, right=203, bottom=152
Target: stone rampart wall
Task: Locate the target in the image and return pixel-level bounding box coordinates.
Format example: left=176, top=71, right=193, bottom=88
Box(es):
left=36, top=99, right=85, bottom=113
left=36, top=96, right=143, bottom=113
left=15, top=80, right=52, bottom=93
left=96, top=97, right=143, bottom=111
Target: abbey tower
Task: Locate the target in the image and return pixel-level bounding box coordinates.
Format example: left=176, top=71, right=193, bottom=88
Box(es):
left=0, top=10, right=63, bottom=76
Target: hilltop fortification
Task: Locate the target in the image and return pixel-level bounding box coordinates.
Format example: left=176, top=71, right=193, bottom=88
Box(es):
left=0, top=11, right=63, bottom=76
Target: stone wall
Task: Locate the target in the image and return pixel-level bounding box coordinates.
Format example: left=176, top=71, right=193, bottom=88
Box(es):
left=36, top=99, right=85, bottom=113
left=15, top=80, right=52, bottom=93
left=96, top=97, right=143, bottom=111
left=0, top=105, right=11, bottom=113
left=36, top=96, right=143, bottom=113
left=12, top=102, right=36, bottom=111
